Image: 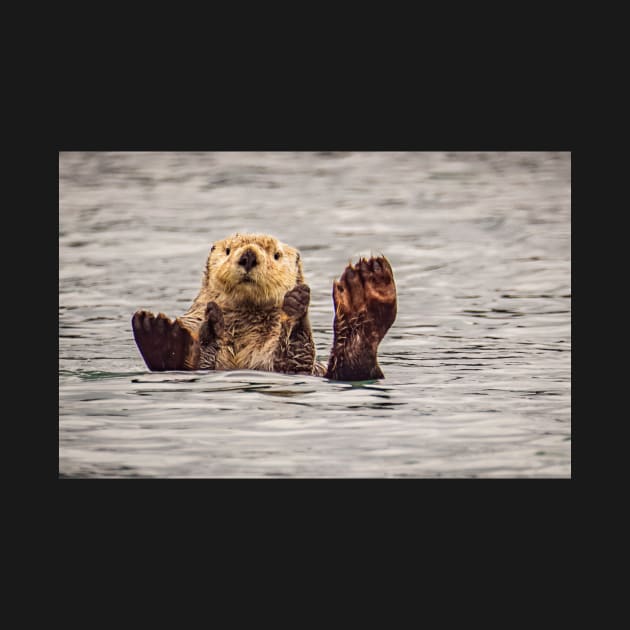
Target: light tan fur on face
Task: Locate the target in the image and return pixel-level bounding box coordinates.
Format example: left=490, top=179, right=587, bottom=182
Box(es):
left=203, top=233, right=304, bottom=309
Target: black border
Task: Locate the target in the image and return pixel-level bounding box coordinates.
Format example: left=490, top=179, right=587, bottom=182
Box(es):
left=55, top=93, right=572, bottom=498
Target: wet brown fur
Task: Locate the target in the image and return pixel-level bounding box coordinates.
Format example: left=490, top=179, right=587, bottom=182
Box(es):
left=132, top=233, right=396, bottom=380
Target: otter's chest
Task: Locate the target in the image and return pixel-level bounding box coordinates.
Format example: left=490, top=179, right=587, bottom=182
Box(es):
left=217, top=309, right=283, bottom=370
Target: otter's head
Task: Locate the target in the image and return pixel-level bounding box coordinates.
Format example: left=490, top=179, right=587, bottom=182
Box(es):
left=203, top=233, right=304, bottom=307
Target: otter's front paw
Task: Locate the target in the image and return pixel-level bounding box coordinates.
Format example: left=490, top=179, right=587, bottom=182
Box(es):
left=199, top=301, right=225, bottom=344
left=333, top=256, right=397, bottom=345
left=132, top=310, right=199, bottom=371
left=282, top=284, right=310, bottom=320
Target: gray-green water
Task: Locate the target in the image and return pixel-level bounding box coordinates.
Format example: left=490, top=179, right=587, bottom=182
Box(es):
left=59, top=151, right=571, bottom=478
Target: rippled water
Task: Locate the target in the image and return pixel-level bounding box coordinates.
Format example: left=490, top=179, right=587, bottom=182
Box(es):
left=59, top=151, right=571, bottom=478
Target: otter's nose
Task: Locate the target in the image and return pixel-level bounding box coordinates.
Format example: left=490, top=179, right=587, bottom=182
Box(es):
left=238, top=249, right=258, bottom=272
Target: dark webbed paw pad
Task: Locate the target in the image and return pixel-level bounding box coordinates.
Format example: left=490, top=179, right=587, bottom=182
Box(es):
left=325, top=256, right=396, bottom=381
left=333, top=256, right=397, bottom=343
left=282, top=283, right=310, bottom=320
left=132, top=310, right=197, bottom=371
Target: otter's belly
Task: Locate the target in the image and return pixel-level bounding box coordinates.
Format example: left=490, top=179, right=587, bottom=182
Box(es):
left=215, top=317, right=282, bottom=371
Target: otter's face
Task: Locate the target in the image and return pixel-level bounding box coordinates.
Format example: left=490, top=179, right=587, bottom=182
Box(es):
left=205, top=234, right=304, bottom=307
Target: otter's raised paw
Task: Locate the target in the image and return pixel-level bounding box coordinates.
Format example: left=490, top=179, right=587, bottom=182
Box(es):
left=325, top=256, right=397, bottom=381
left=282, top=283, right=310, bottom=320
left=333, top=256, right=397, bottom=344
left=199, top=301, right=225, bottom=344
left=132, top=310, right=199, bottom=371
left=197, top=302, right=225, bottom=370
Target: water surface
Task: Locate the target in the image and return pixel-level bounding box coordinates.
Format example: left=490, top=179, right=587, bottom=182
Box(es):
left=59, top=151, right=571, bottom=477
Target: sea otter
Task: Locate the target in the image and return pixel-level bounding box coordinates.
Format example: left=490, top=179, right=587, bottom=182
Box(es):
left=132, top=233, right=397, bottom=381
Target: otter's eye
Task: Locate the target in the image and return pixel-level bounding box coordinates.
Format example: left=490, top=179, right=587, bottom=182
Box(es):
left=274, top=252, right=281, bottom=260
left=225, top=247, right=231, bottom=255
